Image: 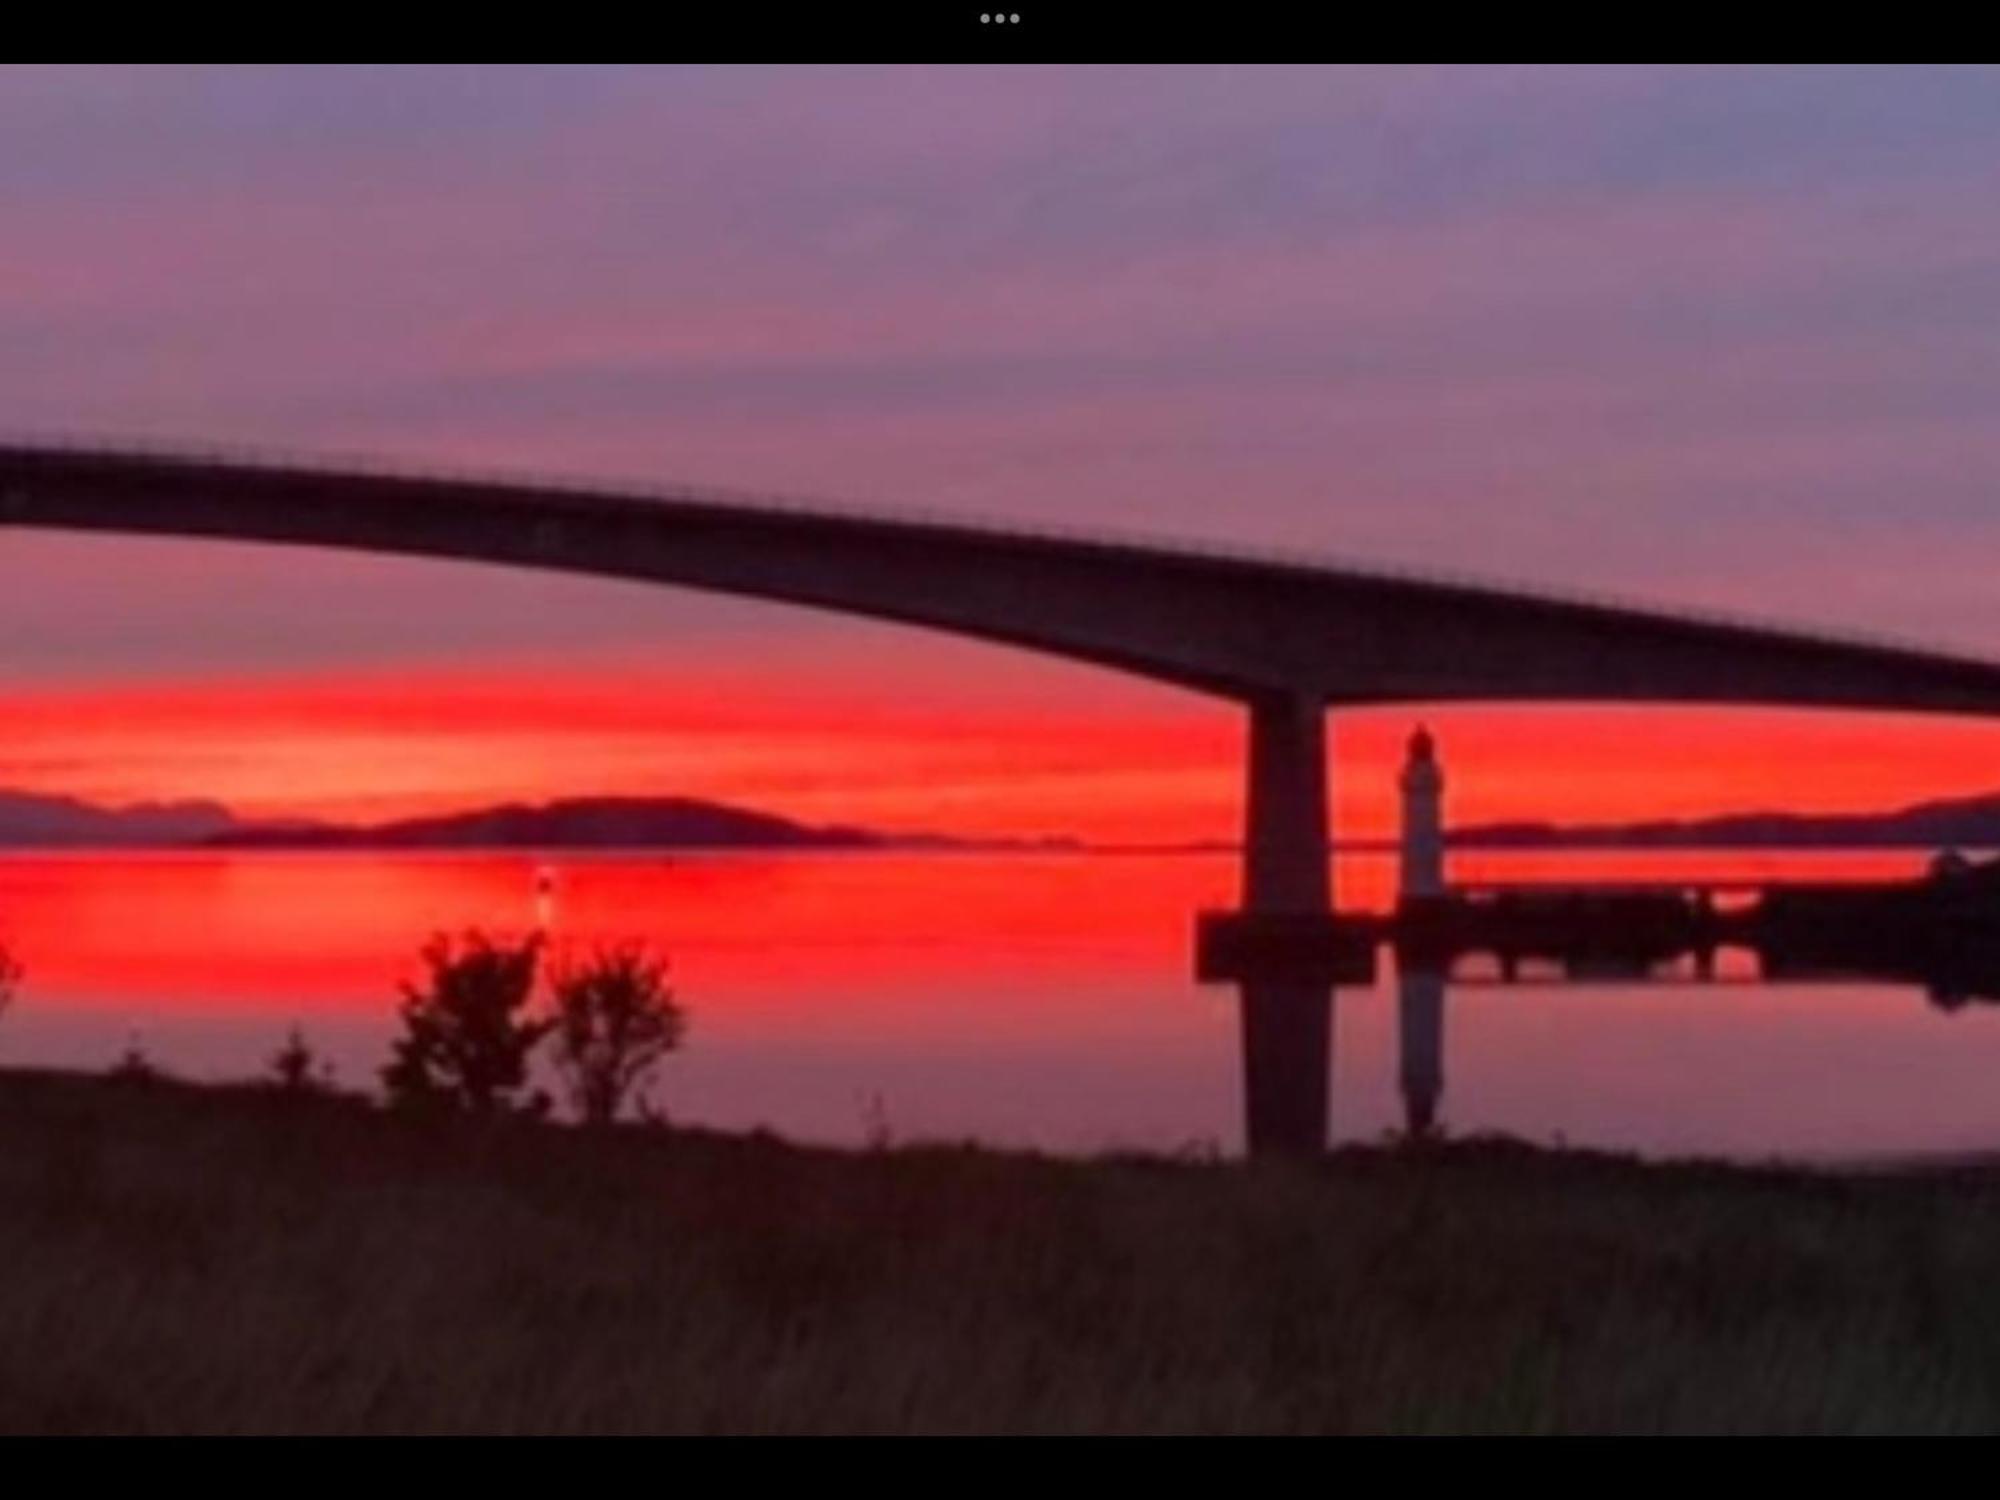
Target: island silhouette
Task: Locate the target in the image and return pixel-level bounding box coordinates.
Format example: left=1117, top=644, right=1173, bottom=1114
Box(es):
left=1451, top=786, right=2000, bottom=850
left=0, top=787, right=1077, bottom=851
left=7, top=783, right=2000, bottom=851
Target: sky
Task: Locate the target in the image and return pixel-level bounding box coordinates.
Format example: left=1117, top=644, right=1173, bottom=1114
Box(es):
left=6, top=63, right=2000, bottom=841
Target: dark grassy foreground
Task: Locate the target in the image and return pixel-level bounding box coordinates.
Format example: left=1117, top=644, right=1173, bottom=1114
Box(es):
left=6, top=1070, right=2000, bottom=1434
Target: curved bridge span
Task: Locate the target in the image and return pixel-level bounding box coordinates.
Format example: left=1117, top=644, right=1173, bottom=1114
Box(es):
left=7, top=442, right=2000, bottom=913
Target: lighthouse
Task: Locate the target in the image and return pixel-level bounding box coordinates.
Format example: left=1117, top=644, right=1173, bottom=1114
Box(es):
left=1398, top=724, right=1445, bottom=902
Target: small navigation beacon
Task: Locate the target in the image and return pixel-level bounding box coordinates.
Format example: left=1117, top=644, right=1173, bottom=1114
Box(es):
left=534, top=865, right=557, bottom=931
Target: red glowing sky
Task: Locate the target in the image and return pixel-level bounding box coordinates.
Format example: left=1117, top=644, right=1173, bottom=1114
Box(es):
left=13, top=651, right=2000, bottom=843
left=6, top=66, right=2000, bottom=838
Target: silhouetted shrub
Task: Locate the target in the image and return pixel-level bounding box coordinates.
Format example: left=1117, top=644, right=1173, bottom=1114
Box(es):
left=382, top=931, right=554, bottom=1117
left=0, top=941, right=19, bottom=1019
left=858, top=1090, right=894, bottom=1151
left=109, top=1035, right=161, bottom=1084
left=267, top=1025, right=336, bottom=1094
left=548, top=942, right=686, bottom=1126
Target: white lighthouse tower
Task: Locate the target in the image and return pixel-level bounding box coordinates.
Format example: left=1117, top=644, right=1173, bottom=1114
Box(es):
left=1398, top=724, right=1446, bottom=902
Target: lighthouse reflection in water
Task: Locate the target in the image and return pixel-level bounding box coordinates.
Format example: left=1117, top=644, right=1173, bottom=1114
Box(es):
left=1393, top=725, right=1448, bottom=1140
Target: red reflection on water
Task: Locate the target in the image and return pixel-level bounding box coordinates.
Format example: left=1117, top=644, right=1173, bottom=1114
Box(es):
left=0, top=852, right=1249, bottom=1152
left=0, top=851, right=1239, bottom=1016
left=5, top=847, right=1999, bottom=1159
left=0, top=846, right=1938, bottom=1014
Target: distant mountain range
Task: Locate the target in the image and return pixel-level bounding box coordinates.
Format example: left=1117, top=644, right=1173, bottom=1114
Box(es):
left=8, top=783, right=2000, bottom=852
left=205, top=797, right=890, bottom=851
left=0, top=788, right=1072, bottom=852
left=1452, top=789, right=2000, bottom=850
left=0, top=790, right=238, bottom=847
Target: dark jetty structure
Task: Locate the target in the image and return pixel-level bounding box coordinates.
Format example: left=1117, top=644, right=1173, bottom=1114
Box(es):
left=1407, top=854, right=2000, bottom=990
left=1198, top=848, right=2000, bottom=1001
left=1396, top=881, right=1728, bottom=976
left=1196, top=729, right=2000, bottom=1001
left=1754, top=851, right=2000, bottom=1005
left=1191, top=729, right=2000, bottom=1156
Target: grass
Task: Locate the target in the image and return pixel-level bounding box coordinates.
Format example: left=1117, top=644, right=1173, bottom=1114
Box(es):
left=4, top=1066, right=2000, bottom=1433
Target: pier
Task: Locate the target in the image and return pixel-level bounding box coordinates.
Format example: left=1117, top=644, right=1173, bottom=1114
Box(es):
left=1195, top=727, right=2000, bottom=991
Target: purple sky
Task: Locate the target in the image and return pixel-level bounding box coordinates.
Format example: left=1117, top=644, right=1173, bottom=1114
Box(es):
left=5, top=63, right=2000, bottom=694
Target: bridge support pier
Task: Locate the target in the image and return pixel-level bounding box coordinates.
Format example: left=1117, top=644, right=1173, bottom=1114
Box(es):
left=1243, top=691, right=1330, bottom=914
left=1233, top=692, right=1335, bottom=1156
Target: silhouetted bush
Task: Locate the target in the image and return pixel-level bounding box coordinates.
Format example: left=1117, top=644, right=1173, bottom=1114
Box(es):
left=858, top=1090, right=894, bottom=1151
left=0, top=941, right=19, bottom=1019
left=382, top=931, right=554, bottom=1117
left=267, top=1026, right=336, bottom=1094
left=109, top=1035, right=162, bottom=1084
left=548, top=942, right=686, bottom=1126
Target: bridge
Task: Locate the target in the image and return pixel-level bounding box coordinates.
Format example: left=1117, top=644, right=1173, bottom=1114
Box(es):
left=10, top=442, right=2000, bottom=920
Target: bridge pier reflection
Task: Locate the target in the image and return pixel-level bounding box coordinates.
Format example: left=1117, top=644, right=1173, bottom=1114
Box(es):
left=1237, top=978, right=1334, bottom=1156
left=1230, top=957, right=1452, bottom=1156
left=1200, top=910, right=1371, bottom=1157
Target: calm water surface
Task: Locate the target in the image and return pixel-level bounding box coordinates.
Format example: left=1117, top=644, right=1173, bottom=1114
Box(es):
left=2, top=848, right=1996, bottom=1162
